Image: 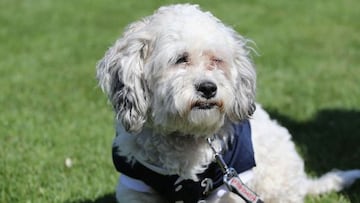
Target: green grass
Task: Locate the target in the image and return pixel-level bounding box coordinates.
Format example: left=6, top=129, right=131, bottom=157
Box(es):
left=1, top=0, right=359, bottom=202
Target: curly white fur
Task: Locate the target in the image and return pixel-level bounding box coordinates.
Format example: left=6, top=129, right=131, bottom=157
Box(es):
left=97, top=4, right=360, bottom=203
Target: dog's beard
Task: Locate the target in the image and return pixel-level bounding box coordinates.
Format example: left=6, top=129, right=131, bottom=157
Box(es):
left=187, top=107, right=225, bottom=133
left=151, top=106, right=226, bottom=136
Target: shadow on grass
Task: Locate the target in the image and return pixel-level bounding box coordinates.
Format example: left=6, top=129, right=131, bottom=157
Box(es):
left=267, top=108, right=360, bottom=201
left=67, top=193, right=117, bottom=203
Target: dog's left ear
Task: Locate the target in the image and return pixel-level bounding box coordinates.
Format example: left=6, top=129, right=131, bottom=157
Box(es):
left=230, top=32, right=256, bottom=121
left=96, top=19, right=151, bottom=134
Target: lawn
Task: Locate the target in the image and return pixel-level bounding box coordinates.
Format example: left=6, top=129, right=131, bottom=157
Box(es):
left=0, top=0, right=359, bottom=202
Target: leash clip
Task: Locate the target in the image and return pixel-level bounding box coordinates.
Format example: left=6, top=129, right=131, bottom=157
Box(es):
left=207, top=137, right=264, bottom=203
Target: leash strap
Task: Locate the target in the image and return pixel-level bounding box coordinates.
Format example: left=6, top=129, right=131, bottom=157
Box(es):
left=207, top=137, right=264, bottom=203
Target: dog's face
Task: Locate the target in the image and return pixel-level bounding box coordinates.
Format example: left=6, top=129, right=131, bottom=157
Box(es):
left=97, top=4, right=256, bottom=136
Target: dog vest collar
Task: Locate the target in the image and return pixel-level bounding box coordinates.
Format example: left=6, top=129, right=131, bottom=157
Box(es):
left=112, top=120, right=256, bottom=203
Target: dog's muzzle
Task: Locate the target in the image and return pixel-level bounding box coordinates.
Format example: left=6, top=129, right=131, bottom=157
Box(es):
left=192, top=81, right=221, bottom=110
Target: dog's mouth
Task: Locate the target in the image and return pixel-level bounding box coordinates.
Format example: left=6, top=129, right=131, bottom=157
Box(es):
left=191, top=100, right=223, bottom=110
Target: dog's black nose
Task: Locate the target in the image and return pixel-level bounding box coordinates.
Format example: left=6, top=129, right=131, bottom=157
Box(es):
left=196, top=81, right=217, bottom=99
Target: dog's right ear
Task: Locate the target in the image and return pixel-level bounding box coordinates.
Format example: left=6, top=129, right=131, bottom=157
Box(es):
left=96, top=19, right=151, bottom=134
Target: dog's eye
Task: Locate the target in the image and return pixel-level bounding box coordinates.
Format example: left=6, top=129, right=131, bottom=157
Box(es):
left=212, top=58, right=223, bottom=64
left=175, top=54, right=189, bottom=64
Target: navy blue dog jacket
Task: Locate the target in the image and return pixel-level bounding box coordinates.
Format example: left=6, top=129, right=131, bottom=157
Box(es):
left=112, top=120, right=256, bottom=203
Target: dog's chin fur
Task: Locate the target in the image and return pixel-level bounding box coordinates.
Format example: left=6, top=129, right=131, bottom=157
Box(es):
left=187, top=108, right=225, bottom=134
left=97, top=4, right=360, bottom=203
left=149, top=107, right=226, bottom=137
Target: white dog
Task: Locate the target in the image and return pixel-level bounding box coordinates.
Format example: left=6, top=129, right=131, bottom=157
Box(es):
left=97, top=4, right=360, bottom=203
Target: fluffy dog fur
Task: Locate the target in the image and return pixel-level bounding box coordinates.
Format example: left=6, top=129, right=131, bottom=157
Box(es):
left=97, top=4, right=360, bottom=203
